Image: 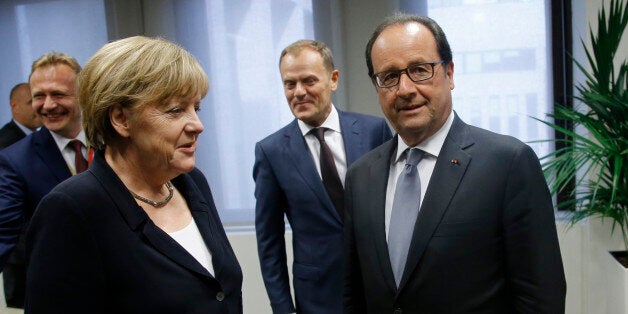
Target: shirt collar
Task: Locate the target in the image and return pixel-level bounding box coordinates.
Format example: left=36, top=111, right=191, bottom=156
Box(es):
left=394, top=110, right=454, bottom=164
left=297, top=104, right=341, bottom=136
left=50, top=129, right=87, bottom=151
left=12, top=119, right=35, bottom=135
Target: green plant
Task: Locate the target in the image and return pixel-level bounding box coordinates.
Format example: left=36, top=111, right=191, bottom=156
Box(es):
left=534, top=0, right=628, bottom=247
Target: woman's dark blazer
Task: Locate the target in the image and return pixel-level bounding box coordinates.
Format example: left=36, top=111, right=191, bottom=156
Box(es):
left=25, top=151, right=243, bottom=314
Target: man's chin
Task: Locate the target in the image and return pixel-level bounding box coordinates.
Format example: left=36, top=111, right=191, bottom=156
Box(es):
left=294, top=111, right=315, bottom=123
left=42, top=120, right=66, bottom=133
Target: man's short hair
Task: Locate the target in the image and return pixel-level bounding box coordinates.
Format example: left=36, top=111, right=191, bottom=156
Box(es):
left=365, top=13, right=453, bottom=78
left=279, top=39, right=335, bottom=73
left=30, top=52, right=81, bottom=79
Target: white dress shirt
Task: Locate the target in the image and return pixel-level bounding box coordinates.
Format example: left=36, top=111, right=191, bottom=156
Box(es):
left=297, top=105, right=348, bottom=186
left=385, top=111, right=454, bottom=239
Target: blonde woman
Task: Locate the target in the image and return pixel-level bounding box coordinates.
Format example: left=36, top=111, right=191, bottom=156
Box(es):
left=25, top=36, right=242, bottom=313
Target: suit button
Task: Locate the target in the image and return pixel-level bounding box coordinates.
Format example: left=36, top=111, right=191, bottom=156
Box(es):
left=216, top=291, right=225, bottom=301
left=393, top=309, right=402, bottom=314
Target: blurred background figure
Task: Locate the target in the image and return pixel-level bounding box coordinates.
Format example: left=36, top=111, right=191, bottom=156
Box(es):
left=0, top=53, right=83, bottom=309
left=25, top=36, right=242, bottom=313
left=0, top=83, right=41, bottom=150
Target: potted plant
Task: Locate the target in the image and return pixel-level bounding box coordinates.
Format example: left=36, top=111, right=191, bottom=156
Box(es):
left=534, top=0, right=627, bottom=263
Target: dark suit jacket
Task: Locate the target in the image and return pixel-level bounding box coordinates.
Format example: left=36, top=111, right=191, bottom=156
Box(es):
left=0, top=127, right=70, bottom=307
left=25, top=151, right=243, bottom=313
left=0, top=120, right=27, bottom=150
left=254, top=110, right=391, bottom=314
left=344, top=114, right=566, bottom=314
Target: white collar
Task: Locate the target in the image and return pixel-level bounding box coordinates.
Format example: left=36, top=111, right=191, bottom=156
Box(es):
left=297, top=104, right=341, bottom=136
left=50, top=129, right=87, bottom=151
left=394, top=110, right=454, bottom=163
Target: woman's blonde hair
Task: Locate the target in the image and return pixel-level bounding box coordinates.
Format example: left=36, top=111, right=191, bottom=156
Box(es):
left=78, top=36, right=209, bottom=150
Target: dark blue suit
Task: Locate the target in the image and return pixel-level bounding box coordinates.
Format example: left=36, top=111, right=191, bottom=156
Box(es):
left=344, top=114, right=566, bottom=313
left=0, top=127, right=70, bottom=307
left=0, top=120, right=27, bottom=150
left=254, top=110, right=391, bottom=313
left=25, top=151, right=243, bottom=313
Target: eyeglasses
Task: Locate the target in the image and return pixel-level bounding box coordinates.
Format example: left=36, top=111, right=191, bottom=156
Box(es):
left=372, top=61, right=445, bottom=88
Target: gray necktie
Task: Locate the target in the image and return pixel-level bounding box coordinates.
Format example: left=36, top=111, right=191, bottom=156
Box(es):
left=388, top=148, right=424, bottom=287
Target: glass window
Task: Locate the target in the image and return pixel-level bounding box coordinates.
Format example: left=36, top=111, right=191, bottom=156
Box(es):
left=1, top=0, right=556, bottom=227
left=0, top=0, right=314, bottom=228
left=171, top=0, right=315, bottom=227
left=428, top=0, right=554, bottom=159
left=0, top=0, right=107, bottom=116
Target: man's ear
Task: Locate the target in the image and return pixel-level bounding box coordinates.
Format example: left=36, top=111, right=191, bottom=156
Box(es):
left=330, top=69, right=340, bottom=91
left=109, top=104, right=131, bottom=138
left=446, top=61, right=455, bottom=90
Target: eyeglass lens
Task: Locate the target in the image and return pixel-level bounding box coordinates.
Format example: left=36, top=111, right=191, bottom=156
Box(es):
left=375, top=62, right=440, bottom=88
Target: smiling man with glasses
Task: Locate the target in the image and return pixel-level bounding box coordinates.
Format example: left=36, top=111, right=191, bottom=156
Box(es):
left=343, top=13, right=566, bottom=313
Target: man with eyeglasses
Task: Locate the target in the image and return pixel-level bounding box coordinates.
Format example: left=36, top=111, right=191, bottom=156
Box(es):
left=343, top=13, right=566, bottom=313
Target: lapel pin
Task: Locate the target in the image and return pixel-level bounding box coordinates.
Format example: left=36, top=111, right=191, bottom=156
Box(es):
left=450, top=159, right=458, bottom=165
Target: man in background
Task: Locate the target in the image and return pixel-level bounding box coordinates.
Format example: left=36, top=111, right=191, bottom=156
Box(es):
left=254, top=39, right=391, bottom=313
left=0, top=83, right=41, bottom=149
left=0, top=52, right=86, bottom=308
left=344, top=13, right=566, bottom=313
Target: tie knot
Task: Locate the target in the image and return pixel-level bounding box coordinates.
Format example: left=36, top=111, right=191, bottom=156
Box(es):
left=405, top=148, right=424, bottom=167
left=68, top=139, right=83, bottom=152
left=312, top=127, right=327, bottom=142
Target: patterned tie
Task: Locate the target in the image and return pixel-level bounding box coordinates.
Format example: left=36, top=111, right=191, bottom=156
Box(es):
left=312, top=127, right=344, bottom=219
left=69, top=140, right=88, bottom=174
left=388, top=148, right=424, bottom=287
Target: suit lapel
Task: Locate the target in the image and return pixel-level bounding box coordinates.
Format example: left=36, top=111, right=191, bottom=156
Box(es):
left=142, top=175, right=215, bottom=279
left=283, top=120, right=342, bottom=222
left=33, top=128, right=71, bottom=181
left=7, top=121, right=26, bottom=140
left=398, top=115, right=473, bottom=290
left=140, top=218, right=212, bottom=279
left=89, top=152, right=212, bottom=279
left=183, top=174, right=227, bottom=279
left=366, top=139, right=400, bottom=292
left=339, top=111, right=362, bottom=165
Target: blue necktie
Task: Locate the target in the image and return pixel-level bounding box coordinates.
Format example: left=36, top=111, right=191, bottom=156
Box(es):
left=388, top=148, right=424, bottom=286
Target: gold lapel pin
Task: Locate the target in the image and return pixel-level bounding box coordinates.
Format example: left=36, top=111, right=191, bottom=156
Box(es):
left=450, top=159, right=458, bottom=165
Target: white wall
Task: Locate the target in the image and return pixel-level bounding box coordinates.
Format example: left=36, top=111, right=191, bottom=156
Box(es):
left=228, top=232, right=292, bottom=314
